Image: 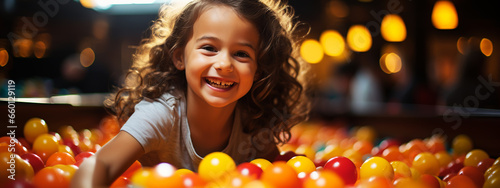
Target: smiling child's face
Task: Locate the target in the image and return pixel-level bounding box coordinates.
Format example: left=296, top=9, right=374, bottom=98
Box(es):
left=177, top=5, right=259, bottom=108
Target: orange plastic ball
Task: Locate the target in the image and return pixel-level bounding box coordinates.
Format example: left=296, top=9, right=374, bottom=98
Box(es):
left=46, top=152, right=76, bottom=166
left=146, top=163, right=182, bottom=188
left=261, top=161, right=300, bottom=188
left=447, top=175, right=478, bottom=188
left=33, top=167, right=70, bottom=188
left=303, top=170, right=344, bottom=188
left=458, top=166, right=484, bottom=187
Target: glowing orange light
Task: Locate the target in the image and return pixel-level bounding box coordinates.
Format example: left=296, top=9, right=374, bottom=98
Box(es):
left=80, top=48, right=95, bottom=67
left=328, top=0, right=349, bottom=18
left=381, top=14, right=407, bottom=42
left=320, top=30, right=345, bottom=57
left=80, top=0, right=94, bottom=8
left=480, top=38, right=493, bottom=57
left=16, top=39, right=33, bottom=58
left=432, top=0, right=458, bottom=30
left=380, top=53, right=402, bottom=74
left=457, top=37, right=467, bottom=54
left=34, top=41, right=46, bottom=58
left=0, top=48, right=9, bottom=67
left=300, top=39, right=324, bottom=64
left=347, top=25, right=372, bottom=52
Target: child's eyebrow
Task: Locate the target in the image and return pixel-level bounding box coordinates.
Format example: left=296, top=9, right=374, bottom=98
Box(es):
left=196, top=35, right=256, bottom=51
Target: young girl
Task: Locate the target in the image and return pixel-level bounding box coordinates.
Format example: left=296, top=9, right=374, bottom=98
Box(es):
left=72, top=0, right=309, bottom=186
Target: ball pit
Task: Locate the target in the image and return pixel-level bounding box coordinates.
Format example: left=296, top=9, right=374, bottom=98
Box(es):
left=1, top=117, right=499, bottom=187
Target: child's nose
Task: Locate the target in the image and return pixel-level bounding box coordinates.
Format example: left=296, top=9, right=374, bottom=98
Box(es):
left=213, top=55, right=234, bottom=72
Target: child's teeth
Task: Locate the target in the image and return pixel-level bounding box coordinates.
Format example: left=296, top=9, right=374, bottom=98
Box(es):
left=206, top=78, right=234, bottom=88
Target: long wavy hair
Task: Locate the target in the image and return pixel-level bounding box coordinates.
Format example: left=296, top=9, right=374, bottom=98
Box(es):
left=105, top=0, right=310, bottom=145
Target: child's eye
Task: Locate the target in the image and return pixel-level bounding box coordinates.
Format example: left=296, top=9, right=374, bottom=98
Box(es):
left=234, top=51, right=250, bottom=58
left=201, top=45, right=217, bottom=52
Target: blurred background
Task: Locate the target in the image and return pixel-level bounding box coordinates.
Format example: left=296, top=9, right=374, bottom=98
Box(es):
left=1, top=0, right=499, bottom=123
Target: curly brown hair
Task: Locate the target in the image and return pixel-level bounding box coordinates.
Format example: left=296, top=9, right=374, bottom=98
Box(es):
left=105, top=0, right=310, bottom=145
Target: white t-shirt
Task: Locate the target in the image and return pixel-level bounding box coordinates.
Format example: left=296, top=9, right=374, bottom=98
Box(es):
left=120, top=90, right=276, bottom=171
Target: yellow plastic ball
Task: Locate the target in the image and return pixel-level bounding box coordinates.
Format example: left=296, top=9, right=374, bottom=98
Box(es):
left=198, top=152, right=236, bottom=181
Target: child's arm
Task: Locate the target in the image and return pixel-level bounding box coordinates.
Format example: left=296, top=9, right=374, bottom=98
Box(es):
left=71, top=131, right=144, bottom=188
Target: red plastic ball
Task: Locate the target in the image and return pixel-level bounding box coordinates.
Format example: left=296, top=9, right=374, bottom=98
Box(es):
left=236, top=162, right=263, bottom=179
left=323, top=156, right=358, bottom=185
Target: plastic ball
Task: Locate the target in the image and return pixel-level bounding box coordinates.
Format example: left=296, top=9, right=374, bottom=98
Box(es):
left=360, top=156, right=394, bottom=181
left=46, top=152, right=76, bottom=166
left=250, top=158, right=272, bottom=171
left=180, top=172, right=207, bottom=188
left=446, top=175, right=478, bottom=188
left=452, top=134, right=473, bottom=155
left=484, top=174, right=500, bottom=188
left=0, top=152, right=34, bottom=185
left=356, top=176, right=392, bottom=188
left=261, top=161, right=300, bottom=188
left=21, top=153, right=45, bottom=174
left=286, top=156, right=316, bottom=174
left=485, top=166, right=500, bottom=181
left=295, top=144, right=316, bottom=160
left=419, top=174, right=440, bottom=188
left=236, top=162, right=263, bottom=179
left=355, top=126, right=377, bottom=143
left=323, top=156, right=358, bottom=185
left=412, top=152, right=440, bottom=176
left=390, top=161, right=412, bottom=179
left=32, top=133, right=60, bottom=162
left=458, top=166, right=484, bottom=187
left=24, top=117, right=49, bottom=143
left=146, top=163, right=182, bottom=188
left=434, top=151, right=453, bottom=168
left=130, top=167, right=153, bottom=187
left=242, top=180, right=274, bottom=188
left=464, top=149, right=489, bottom=167
left=198, top=152, right=235, bottom=181
left=33, top=167, right=70, bottom=188
left=477, top=158, right=495, bottom=173
left=303, top=170, right=344, bottom=188
left=393, top=177, right=426, bottom=188
left=381, top=146, right=405, bottom=162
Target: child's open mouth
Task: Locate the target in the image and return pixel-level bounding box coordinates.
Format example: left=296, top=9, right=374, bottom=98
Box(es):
left=205, top=77, right=236, bottom=89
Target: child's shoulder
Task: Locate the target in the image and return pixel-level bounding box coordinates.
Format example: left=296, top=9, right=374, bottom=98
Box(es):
left=138, top=90, right=184, bottom=110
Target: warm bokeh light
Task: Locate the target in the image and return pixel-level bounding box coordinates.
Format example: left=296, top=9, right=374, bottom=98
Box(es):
left=93, top=19, right=109, bottom=40
left=320, top=30, right=345, bottom=57
left=347, top=25, right=372, bottom=52
left=0, top=48, right=9, bottom=67
left=380, top=53, right=402, bottom=74
left=16, top=39, right=33, bottom=58
left=80, top=0, right=94, bottom=8
left=431, top=0, right=458, bottom=30
left=457, top=37, right=467, bottom=54
left=328, top=0, right=349, bottom=18
left=381, top=14, right=407, bottom=42
left=480, top=38, right=493, bottom=57
left=80, top=48, right=95, bottom=67
left=300, top=39, right=324, bottom=64
left=34, top=41, right=46, bottom=59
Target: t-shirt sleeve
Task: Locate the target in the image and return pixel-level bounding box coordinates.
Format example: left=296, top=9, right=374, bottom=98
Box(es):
left=120, top=98, right=176, bottom=153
